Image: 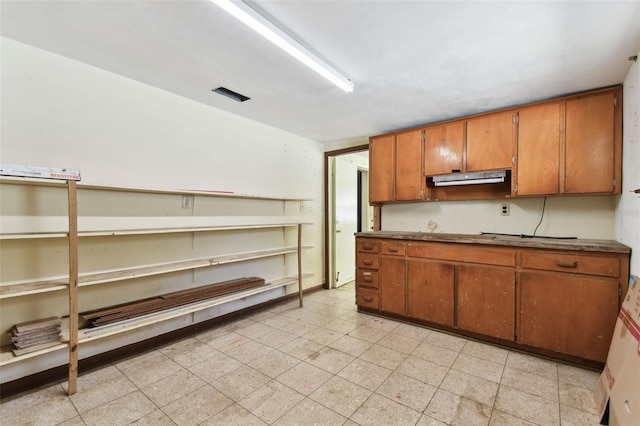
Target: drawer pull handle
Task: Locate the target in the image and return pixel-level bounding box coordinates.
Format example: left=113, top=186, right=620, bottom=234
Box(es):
left=363, top=296, right=373, bottom=302
left=387, top=247, right=399, bottom=253
left=363, top=260, right=373, bottom=265
left=363, top=243, right=374, bottom=250
left=556, top=260, right=578, bottom=268
left=363, top=275, right=373, bottom=282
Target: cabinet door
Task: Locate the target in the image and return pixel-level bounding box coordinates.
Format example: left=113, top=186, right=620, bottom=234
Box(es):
left=424, top=122, right=464, bottom=176
left=395, top=130, right=423, bottom=201
left=407, top=259, right=454, bottom=326
left=379, top=256, right=406, bottom=315
left=517, top=103, right=561, bottom=196
left=565, top=93, right=615, bottom=194
left=457, top=264, right=515, bottom=340
left=519, top=271, right=618, bottom=362
left=466, top=111, right=514, bottom=172
left=369, top=135, right=395, bottom=202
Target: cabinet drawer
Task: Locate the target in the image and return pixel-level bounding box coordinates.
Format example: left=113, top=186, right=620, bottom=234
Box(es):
left=356, top=287, right=379, bottom=309
left=356, top=269, right=379, bottom=288
left=521, top=251, right=619, bottom=277
left=356, top=254, right=379, bottom=269
left=408, top=242, right=515, bottom=267
left=381, top=241, right=406, bottom=256
left=357, top=240, right=380, bottom=253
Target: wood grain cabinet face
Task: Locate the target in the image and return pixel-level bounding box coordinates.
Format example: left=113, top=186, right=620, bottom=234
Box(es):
left=456, top=264, right=516, bottom=340
left=565, top=92, right=615, bottom=194
left=424, top=122, right=464, bottom=176
left=370, top=131, right=423, bottom=202
left=379, top=256, right=406, bottom=315
left=355, top=236, right=628, bottom=365
left=466, top=111, right=514, bottom=172
left=516, top=103, right=561, bottom=196
left=518, top=271, right=619, bottom=362
left=407, top=260, right=454, bottom=326
left=355, top=240, right=381, bottom=310
left=369, top=135, right=395, bottom=202
left=395, top=130, right=424, bottom=201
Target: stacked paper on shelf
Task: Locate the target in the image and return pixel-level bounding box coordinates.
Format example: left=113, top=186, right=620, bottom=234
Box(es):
left=9, top=317, right=62, bottom=356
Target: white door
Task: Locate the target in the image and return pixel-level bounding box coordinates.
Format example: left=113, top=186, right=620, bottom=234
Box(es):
left=333, top=156, right=358, bottom=287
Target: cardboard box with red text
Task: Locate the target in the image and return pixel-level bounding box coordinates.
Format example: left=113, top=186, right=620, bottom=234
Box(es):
left=594, top=275, right=640, bottom=425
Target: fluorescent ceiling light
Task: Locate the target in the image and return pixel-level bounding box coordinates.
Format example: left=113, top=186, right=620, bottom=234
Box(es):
left=210, top=0, right=354, bottom=93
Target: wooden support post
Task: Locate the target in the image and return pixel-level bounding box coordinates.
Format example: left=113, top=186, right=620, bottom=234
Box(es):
left=297, top=223, right=303, bottom=307
left=67, top=181, right=79, bottom=395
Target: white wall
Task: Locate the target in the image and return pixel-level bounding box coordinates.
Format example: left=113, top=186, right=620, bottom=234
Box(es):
left=0, top=37, right=324, bottom=284
left=0, top=38, right=323, bottom=200
left=382, top=195, right=618, bottom=239
left=0, top=38, right=325, bottom=381
left=616, top=52, right=640, bottom=277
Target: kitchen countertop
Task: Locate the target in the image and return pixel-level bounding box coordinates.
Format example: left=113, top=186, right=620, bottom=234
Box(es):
left=355, top=231, right=631, bottom=254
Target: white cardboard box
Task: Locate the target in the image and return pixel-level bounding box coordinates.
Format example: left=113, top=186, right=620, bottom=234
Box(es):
left=594, top=276, right=640, bottom=425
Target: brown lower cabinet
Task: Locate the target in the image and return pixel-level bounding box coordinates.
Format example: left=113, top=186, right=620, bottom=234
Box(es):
left=355, top=235, right=630, bottom=365
left=379, top=256, right=406, bottom=315
left=407, top=260, right=454, bottom=326
left=518, top=271, right=619, bottom=362
left=457, top=264, right=515, bottom=341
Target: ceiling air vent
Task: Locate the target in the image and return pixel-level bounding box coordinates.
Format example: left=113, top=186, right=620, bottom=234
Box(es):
left=212, top=87, right=250, bottom=102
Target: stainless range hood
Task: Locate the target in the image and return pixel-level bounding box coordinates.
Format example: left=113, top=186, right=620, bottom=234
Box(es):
left=429, top=171, right=507, bottom=187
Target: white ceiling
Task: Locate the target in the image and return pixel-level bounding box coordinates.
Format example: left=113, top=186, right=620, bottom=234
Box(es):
left=2, top=1, right=639, bottom=144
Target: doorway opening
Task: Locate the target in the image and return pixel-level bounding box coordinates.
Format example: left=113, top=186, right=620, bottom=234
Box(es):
left=324, top=145, right=370, bottom=289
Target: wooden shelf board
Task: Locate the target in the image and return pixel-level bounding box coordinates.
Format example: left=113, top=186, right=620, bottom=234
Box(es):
left=77, top=276, right=302, bottom=343
left=77, top=223, right=309, bottom=237
left=0, top=232, right=69, bottom=240
left=0, top=246, right=312, bottom=299
left=1, top=221, right=312, bottom=240
left=0, top=342, right=68, bottom=366
left=0, top=274, right=312, bottom=366
left=0, top=177, right=313, bottom=201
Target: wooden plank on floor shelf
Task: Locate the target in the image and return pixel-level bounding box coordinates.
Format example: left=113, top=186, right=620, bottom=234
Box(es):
left=89, top=279, right=266, bottom=326
left=12, top=335, right=61, bottom=348
left=13, top=317, right=61, bottom=333
left=11, top=325, right=61, bottom=338
left=13, top=340, right=63, bottom=357
left=81, top=277, right=266, bottom=327
left=159, top=277, right=265, bottom=300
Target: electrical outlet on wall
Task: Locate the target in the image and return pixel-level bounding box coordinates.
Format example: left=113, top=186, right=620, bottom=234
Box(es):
left=501, top=203, right=510, bottom=216
left=182, top=196, right=192, bottom=210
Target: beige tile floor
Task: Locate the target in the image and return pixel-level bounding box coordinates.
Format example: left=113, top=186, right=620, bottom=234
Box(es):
left=1, top=282, right=604, bottom=425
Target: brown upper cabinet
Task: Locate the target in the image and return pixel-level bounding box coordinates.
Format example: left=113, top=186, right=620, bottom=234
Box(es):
left=370, top=129, right=423, bottom=203
left=516, top=102, right=562, bottom=196
left=466, top=111, right=515, bottom=172
left=370, top=86, right=622, bottom=203
left=423, top=121, right=465, bottom=175
left=565, top=92, right=617, bottom=194
left=395, top=130, right=424, bottom=201
left=514, top=89, right=621, bottom=197
left=369, top=135, right=395, bottom=203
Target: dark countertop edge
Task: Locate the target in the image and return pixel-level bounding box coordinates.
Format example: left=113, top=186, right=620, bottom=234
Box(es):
left=355, top=231, right=631, bottom=254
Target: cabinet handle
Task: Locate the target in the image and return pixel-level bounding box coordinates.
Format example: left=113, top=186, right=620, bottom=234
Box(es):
left=363, top=243, right=374, bottom=250
left=363, top=275, right=373, bottom=282
left=363, top=260, right=373, bottom=265
left=387, top=246, right=399, bottom=253
left=363, top=296, right=373, bottom=302
left=556, top=260, right=578, bottom=268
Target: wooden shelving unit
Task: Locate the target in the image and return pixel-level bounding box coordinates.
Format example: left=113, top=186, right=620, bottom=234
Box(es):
left=0, top=172, right=312, bottom=393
